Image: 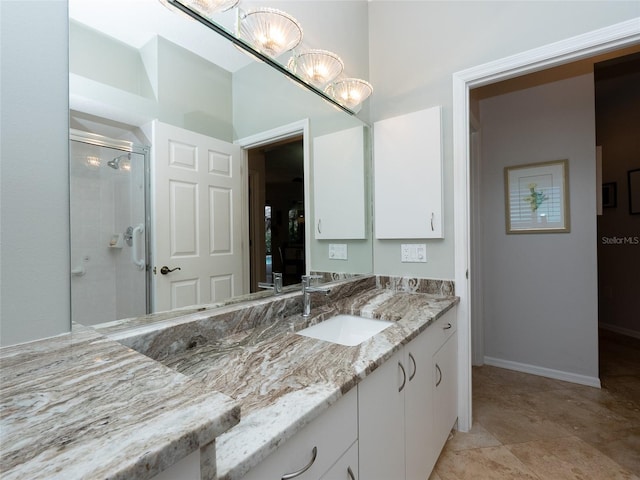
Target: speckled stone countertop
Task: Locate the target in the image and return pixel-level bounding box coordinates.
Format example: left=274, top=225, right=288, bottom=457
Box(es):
left=103, top=276, right=459, bottom=480
left=0, top=325, right=240, bottom=480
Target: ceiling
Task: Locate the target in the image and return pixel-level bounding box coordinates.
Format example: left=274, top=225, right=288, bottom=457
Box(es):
left=69, top=0, right=252, bottom=72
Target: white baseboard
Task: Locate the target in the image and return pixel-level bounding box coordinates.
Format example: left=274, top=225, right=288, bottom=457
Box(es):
left=483, top=356, right=601, bottom=388
left=599, top=322, right=640, bottom=340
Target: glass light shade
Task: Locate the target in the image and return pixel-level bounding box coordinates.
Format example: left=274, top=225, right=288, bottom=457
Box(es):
left=184, top=0, right=239, bottom=16
left=238, top=8, right=303, bottom=58
left=287, top=50, right=344, bottom=89
left=325, top=78, right=373, bottom=109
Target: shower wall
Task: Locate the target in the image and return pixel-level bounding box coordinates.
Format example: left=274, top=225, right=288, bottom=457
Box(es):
left=70, top=139, right=148, bottom=325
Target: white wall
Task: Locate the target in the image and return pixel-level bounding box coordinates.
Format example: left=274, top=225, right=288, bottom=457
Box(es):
left=479, top=74, right=599, bottom=383
left=368, top=1, right=640, bottom=280
left=0, top=0, right=70, bottom=346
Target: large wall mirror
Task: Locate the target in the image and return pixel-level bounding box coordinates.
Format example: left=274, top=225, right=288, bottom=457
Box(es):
left=68, top=0, right=373, bottom=326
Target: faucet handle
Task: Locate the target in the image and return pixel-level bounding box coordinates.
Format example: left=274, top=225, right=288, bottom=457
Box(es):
left=301, top=274, right=322, bottom=287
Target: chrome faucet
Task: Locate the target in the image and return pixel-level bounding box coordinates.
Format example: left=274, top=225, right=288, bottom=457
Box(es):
left=258, top=272, right=283, bottom=295
left=301, top=275, right=331, bottom=317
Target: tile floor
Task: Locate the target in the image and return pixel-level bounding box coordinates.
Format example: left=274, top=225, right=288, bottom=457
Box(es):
left=429, top=329, right=640, bottom=480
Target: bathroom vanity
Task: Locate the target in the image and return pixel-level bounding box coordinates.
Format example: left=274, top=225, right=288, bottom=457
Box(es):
left=0, top=276, right=458, bottom=480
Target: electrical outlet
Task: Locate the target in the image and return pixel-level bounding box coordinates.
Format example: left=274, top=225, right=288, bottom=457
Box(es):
left=329, top=244, right=348, bottom=260
left=401, top=244, right=427, bottom=263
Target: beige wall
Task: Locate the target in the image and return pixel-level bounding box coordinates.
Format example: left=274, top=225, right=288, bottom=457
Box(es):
left=479, top=73, right=599, bottom=381
left=369, top=1, right=640, bottom=279
left=596, top=67, right=640, bottom=336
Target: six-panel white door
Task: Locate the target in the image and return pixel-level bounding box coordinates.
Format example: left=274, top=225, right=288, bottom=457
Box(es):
left=152, top=121, right=243, bottom=312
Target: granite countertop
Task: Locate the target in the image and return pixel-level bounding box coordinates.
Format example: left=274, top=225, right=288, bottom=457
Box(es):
left=0, top=325, right=240, bottom=480
left=135, top=280, right=459, bottom=480
left=0, top=276, right=458, bottom=480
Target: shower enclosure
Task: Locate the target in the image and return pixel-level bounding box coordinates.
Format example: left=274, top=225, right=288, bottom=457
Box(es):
left=69, top=131, right=150, bottom=326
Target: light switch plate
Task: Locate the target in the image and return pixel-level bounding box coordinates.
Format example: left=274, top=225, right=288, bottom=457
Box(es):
left=329, top=243, right=348, bottom=260
left=401, top=244, right=427, bottom=263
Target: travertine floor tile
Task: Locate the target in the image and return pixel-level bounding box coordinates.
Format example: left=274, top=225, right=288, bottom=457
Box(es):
left=473, top=393, right=572, bottom=444
left=433, top=445, right=540, bottom=480
left=442, top=421, right=501, bottom=452
left=507, top=436, right=640, bottom=480
left=520, top=386, right=640, bottom=438
left=579, top=427, right=640, bottom=476
left=435, top=330, right=639, bottom=480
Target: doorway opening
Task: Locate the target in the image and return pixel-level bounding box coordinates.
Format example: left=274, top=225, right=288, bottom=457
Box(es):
left=453, top=19, right=640, bottom=432
left=247, top=136, right=305, bottom=292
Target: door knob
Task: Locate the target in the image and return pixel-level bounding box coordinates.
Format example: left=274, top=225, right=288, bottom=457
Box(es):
left=160, top=266, right=181, bottom=275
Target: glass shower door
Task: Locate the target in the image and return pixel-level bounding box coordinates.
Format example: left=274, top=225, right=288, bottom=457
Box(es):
left=69, top=133, right=150, bottom=326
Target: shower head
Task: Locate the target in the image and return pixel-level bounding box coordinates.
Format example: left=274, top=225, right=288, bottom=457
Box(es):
left=107, top=153, right=131, bottom=170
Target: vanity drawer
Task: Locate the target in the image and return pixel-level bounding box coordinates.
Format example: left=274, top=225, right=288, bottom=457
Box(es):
left=241, top=387, right=358, bottom=480
left=427, top=307, right=457, bottom=350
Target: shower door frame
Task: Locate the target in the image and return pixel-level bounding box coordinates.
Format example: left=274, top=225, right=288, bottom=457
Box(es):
left=69, top=129, right=152, bottom=316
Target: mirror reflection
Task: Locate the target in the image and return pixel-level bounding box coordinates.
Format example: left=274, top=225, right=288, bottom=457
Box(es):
left=68, top=0, right=373, bottom=326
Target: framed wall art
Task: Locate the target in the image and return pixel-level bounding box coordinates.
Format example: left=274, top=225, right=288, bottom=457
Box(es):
left=504, top=159, right=570, bottom=234
left=629, top=169, right=640, bottom=215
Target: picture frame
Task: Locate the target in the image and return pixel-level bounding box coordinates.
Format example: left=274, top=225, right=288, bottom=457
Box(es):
left=504, top=159, right=570, bottom=234
left=602, top=182, right=617, bottom=208
left=629, top=168, right=640, bottom=215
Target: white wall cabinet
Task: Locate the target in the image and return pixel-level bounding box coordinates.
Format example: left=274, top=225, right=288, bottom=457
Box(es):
left=373, top=106, right=443, bottom=239
left=313, top=126, right=366, bottom=240
left=241, top=388, right=358, bottom=480
left=358, top=307, right=457, bottom=480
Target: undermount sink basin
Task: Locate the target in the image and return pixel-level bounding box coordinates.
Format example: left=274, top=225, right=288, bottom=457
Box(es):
left=297, top=315, right=393, bottom=346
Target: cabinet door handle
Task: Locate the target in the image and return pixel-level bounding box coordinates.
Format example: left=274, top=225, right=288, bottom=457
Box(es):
left=408, top=352, right=417, bottom=381
left=430, top=212, right=435, bottom=231
left=398, top=362, right=407, bottom=392
left=281, top=446, right=317, bottom=479
left=317, top=218, right=322, bottom=234
left=443, top=322, right=452, bottom=330
left=347, top=466, right=356, bottom=480
left=435, top=363, right=442, bottom=387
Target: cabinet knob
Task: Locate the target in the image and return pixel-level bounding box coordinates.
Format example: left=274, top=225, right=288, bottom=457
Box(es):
left=281, top=446, right=317, bottom=479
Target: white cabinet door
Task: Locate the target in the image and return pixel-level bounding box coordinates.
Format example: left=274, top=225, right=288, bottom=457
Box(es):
left=241, top=388, right=358, bottom=480
left=373, top=106, right=443, bottom=239
left=320, top=441, right=358, bottom=480
left=404, top=331, right=437, bottom=480
left=358, top=350, right=405, bottom=480
left=433, top=331, right=458, bottom=451
left=313, top=126, right=366, bottom=239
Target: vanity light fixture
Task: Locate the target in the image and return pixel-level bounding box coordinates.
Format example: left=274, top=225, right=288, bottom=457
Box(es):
left=238, top=7, right=303, bottom=58
left=161, top=0, right=238, bottom=17
left=325, top=78, right=373, bottom=110
left=287, top=49, right=344, bottom=89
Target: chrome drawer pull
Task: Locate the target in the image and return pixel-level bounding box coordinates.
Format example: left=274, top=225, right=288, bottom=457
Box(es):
left=398, top=362, right=407, bottom=392
left=281, top=446, right=317, bottom=479
left=408, top=352, right=417, bottom=381
left=347, top=466, right=356, bottom=480
left=435, top=364, right=442, bottom=387
left=443, top=322, right=452, bottom=330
